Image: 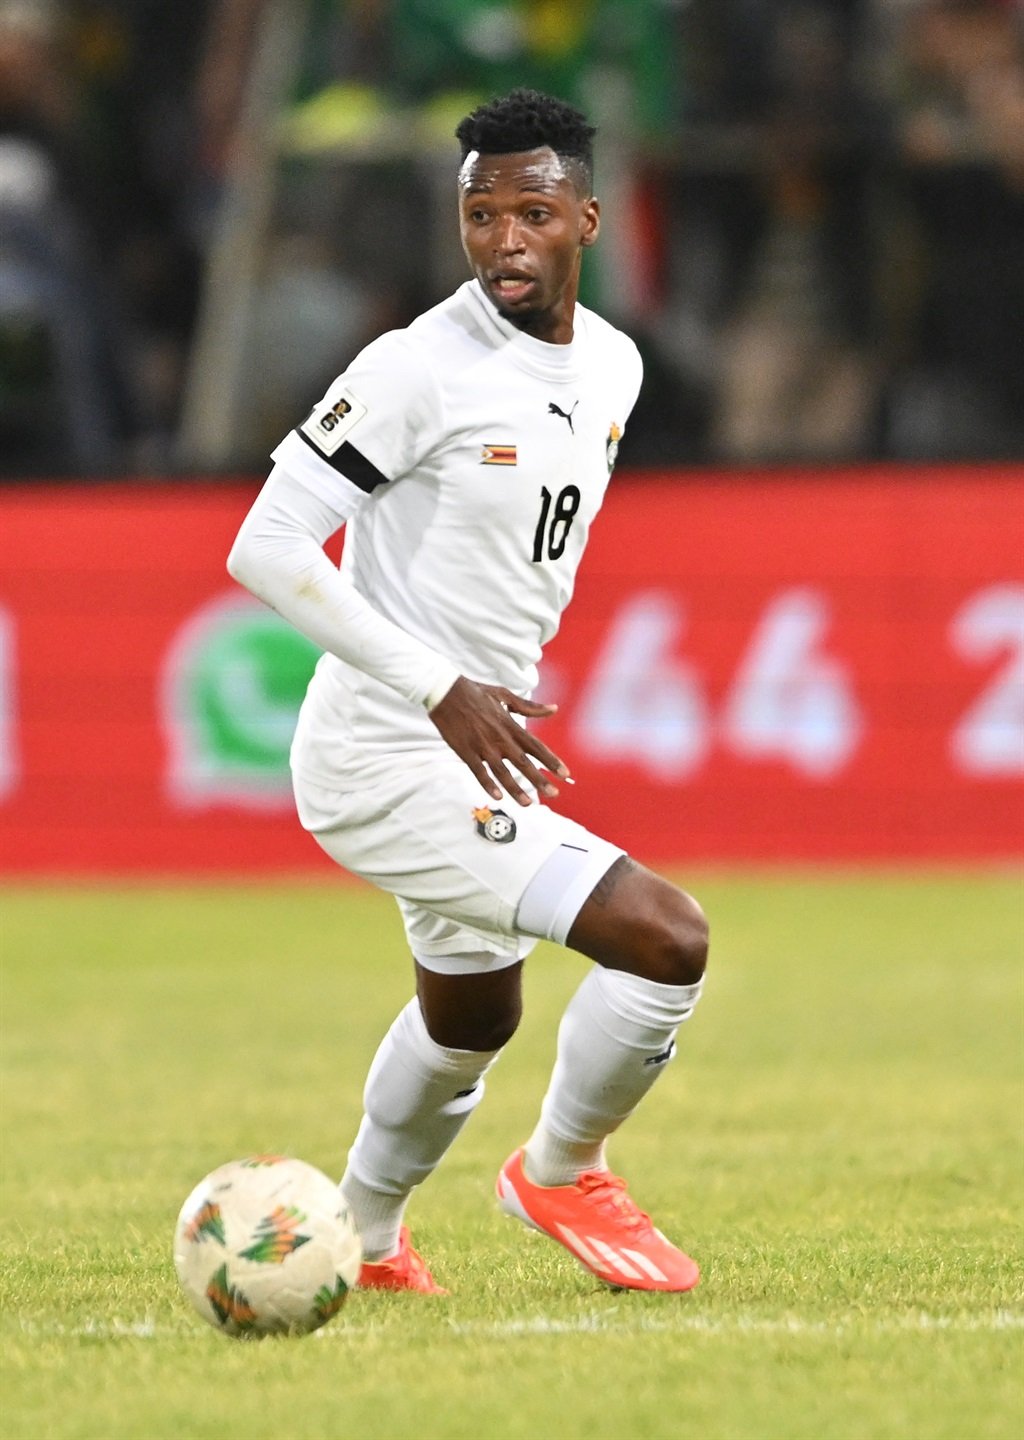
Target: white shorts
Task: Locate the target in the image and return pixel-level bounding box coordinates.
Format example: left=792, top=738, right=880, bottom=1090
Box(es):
left=291, top=748, right=622, bottom=973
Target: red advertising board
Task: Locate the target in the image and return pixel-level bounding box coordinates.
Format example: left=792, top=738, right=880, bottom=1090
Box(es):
left=0, top=467, right=1021, bottom=874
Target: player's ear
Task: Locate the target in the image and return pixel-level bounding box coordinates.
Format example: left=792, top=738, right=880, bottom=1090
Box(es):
left=580, top=196, right=600, bottom=248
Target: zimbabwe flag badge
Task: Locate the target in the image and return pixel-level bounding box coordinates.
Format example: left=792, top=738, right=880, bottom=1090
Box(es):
left=481, top=444, right=517, bottom=465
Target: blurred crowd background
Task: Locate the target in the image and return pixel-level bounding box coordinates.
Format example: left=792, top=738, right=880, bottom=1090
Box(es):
left=1, top=0, right=1022, bottom=477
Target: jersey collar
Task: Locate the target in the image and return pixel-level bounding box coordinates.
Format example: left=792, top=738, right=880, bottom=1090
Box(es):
left=463, top=280, right=589, bottom=382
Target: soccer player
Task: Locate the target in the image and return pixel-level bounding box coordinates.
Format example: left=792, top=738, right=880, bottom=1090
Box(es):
left=227, top=89, right=709, bottom=1294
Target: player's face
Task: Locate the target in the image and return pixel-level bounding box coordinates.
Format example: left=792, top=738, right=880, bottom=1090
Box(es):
left=458, top=147, right=600, bottom=345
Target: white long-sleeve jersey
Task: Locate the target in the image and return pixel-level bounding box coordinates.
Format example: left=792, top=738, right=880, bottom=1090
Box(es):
left=228, top=278, right=642, bottom=783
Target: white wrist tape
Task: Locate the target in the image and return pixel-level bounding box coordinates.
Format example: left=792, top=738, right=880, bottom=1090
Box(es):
left=423, top=675, right=459, bottom=712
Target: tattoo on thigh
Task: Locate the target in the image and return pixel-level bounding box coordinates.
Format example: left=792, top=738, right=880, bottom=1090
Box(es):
left=590, top=855, right=636, bottom=907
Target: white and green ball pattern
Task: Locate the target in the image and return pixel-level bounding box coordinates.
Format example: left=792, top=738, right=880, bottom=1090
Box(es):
left=173, top=1156, right=362, bottom=1337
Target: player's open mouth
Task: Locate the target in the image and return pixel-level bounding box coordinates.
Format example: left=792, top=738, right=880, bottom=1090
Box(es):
left=491, top=273, right=536, bottom=305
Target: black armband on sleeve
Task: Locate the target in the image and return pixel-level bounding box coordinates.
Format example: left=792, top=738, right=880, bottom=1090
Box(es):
left=295, top=429, right=390, bottom=493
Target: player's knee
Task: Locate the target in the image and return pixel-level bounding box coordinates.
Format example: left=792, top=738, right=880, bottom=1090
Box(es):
left=423, top=994, right=522, bottom=1052
left=473, top=997, right=522, bottom=1051
left=648, top=891, right=709, bottom=987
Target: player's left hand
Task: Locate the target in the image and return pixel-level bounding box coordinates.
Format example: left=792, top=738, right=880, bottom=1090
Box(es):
left=428, top=676, right=572, bottom=806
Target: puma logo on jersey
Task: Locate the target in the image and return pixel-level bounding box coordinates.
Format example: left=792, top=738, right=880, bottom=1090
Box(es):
left=548, top=401, right=578, bottom=433
left=643, top=1041, right=676, bottom=1067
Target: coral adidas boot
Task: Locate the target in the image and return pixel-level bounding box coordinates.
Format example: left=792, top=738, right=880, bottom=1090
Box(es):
left=357, top=1227, right=448, bottom=1295
left=496, top=1149, right=699, bottom=1292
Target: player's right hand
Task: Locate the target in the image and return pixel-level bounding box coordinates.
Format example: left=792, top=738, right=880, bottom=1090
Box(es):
left=427, top=676, right=572, bottom=807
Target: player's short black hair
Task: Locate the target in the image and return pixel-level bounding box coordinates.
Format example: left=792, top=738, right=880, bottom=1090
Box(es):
left=455, top=88, right=596, bottom=194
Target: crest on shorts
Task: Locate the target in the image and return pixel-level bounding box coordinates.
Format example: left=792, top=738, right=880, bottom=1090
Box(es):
left=473, top=806, right=516, bottom=843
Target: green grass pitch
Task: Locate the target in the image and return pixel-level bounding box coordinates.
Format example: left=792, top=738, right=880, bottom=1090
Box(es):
left=2, top=871, right=1021, bottom=1440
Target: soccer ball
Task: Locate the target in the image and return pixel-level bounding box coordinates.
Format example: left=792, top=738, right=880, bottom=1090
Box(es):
left=173, top=1155, right=362, bottom=1337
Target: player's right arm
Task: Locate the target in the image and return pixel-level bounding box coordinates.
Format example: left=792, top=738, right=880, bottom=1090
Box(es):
left=226, top=462, right=461, bottom=710
left=227, top=469, right=569, bottom=804
left=226, top=334, right=570, bottom=804
left=425, top=677, right=570, bottom=806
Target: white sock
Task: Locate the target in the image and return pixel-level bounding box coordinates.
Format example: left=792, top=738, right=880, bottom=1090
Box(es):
left=341, top=998, right=500, bottom=1260
left=524, top=967, right=703, bottom=1186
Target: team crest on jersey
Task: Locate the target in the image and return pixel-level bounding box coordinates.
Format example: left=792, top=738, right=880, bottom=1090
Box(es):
left=606, top=422, right=622, bottom=472
left=481, top=444, right=517, bottom=466
left=300, top=388, right=368, bottom=456
left=473, top=806, right=517, bottom=843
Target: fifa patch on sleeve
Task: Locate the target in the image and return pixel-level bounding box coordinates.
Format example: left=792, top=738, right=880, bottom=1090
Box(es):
left=299, top=389, right=368, bottom=456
